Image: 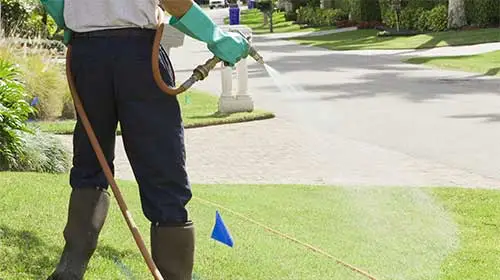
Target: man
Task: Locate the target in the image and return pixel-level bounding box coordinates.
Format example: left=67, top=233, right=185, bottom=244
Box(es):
left=45, top=0, right=249, bottom=279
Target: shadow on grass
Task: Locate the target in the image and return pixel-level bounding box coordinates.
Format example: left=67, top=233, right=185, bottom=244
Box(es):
left=290, top=27, right=500, bottom=51
left=96, top=245, right=139, bottom=279
left=0, top=225, right=57, bottom=278
left=485, top=67, right=500, bottom=76
left=189, top=111, right=241, bottom=119
left=97, top=244, right=204, bottom=280
left=0, top=224, right=162, bottom=279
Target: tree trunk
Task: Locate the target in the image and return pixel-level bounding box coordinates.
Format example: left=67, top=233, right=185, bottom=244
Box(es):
left=448, top=0, right=467, bottom=29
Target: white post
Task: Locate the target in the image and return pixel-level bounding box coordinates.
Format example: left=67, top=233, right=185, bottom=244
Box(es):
left=217, top=24, right=254, bottom=113
left=220, top=63, right=233, bottom=98
left=236, top=57, right=248, bottom=96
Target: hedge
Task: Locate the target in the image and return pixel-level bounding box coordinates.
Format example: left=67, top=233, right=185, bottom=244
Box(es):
left=382, top=3, right=448, bottom=32
left=465, top=0, right=500, bottom=27
left=380, top=0, right=498, bottom=30
left=296, top=7, right=348, bottom=26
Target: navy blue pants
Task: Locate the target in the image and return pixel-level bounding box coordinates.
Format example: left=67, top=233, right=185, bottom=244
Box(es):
left=68, top=28, right=192, bottom=225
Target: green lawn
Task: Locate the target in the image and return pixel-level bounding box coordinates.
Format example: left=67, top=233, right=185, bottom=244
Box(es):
left=292, top=28, right=500, bottom=50
left=225, top=9, right=335, bottom=34
left=2, top=172, right=500, bottom=279
left=405, top=50, right=500, bottom=76
left=34, top=90, right=274, bottom=135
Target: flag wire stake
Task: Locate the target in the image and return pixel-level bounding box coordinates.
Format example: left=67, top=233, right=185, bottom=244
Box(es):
left=193, top=196, right=378, bottom=280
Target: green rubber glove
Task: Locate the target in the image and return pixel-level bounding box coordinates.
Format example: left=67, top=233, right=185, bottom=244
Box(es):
left=169, top=3, right=249, bottom=66
left=39, top=0, right=72, bottom=45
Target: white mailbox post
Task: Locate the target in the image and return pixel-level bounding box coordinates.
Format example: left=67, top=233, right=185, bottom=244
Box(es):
left=217, top=25, right=254, bottom=114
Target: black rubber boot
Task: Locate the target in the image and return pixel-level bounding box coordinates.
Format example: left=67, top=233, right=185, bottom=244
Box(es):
left=151, top=222, right=195, bottom=280
left=47, top=187, right=110, bottom=280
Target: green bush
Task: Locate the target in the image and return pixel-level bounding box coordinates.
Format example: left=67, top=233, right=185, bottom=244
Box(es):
left=404, top=0, right=447, bottom=10
left=359, top=0, right=382, bottom=22
left=0, top=43, right=69, bottom=121
left=296, top=7, right=347, bottom=26
left=426, top=4, right=448, bottom=32
left=60, top=89, right=76, bottom=120
left=12, top=128, right=71, bottom=173
left=0, top=0, right=57, bottom=38
left=382, top=6, right=425, bottom=30
left=0, top=59, right=35, bottom=170
left=284, top=10, right=297, bottom=22
left=20, top=54, right=68, bottom=120
left=466, top=0, right=500, bottom=27
left=416, top=9, right=430, bottom=32
left=381, top=3, right=448, bottom=32
left=0, top=56, right=70, bottom=173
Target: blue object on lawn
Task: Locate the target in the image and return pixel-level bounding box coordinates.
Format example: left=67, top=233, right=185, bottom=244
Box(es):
left=30, top=96, right=39, bottom=106
left=211, top=210, right=234, bottom=247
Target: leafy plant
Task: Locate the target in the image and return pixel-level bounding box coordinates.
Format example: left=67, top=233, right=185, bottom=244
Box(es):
left=296, top=7, right=347, bottom=26
left=0, top=0, right=55, bottom=38
left=20, top=54, right=67, bottom=120
left=0, top=58, right=35, bottom=170
left=465, top=0, right=500, bottom=27
left=14, top=127, right=71, bottom=173
left=427, top=4, right=448, bottom=32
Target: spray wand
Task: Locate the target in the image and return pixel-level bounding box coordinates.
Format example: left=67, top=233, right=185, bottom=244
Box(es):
left=151, top=23, right=264, bottom=96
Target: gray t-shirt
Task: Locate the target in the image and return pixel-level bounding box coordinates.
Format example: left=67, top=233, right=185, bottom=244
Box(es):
left=64, top=0, right=160, bottom=32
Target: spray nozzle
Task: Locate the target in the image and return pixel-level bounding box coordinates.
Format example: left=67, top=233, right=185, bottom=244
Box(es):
left=182, top=31, right=265, bottom=91
left=233, top=30, right=265, bottom=65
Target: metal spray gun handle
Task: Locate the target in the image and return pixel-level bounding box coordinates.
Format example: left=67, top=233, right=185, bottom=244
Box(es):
left=179, top=30, right=265, bottom=89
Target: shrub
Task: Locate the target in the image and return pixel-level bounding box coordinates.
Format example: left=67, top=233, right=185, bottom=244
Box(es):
left=0, top=57, right=70, bottom=173
left=381, top=3, right=447, bottom=33
left=359, top=0, right=382, bottom=22
left=404, top=0, right=447, bottom=10
left=0, top=0, right=58, bottom=38
left=12, top=128, right=71, bottom=173
left=0, top=59, right=35, bottom=170
left=426, top=4, right=448, bottom=32
left=296, top=7, right=347, bottom=26
left=20, top=54, right=67, bottom=120
left=466, top=0, right=500, bottom=27
left=0, top=42, right=69, bottom=121
left=60, top=89, right=76, bottom=120
left=284, top=10, right=297, bottom=22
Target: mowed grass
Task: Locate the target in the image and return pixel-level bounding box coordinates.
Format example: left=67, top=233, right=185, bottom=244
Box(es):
left=406, top=50, right=500, bottom=76
left=292, top=28, right=500, bottom=50
left=226, top=9, right=336, bottom=34
left=2, top=172, right=500, bottom=279
left=35, top=90, right=274, bottom=135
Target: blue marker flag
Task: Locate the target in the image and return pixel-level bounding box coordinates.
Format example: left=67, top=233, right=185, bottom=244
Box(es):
left=31, top=96, right=39, bottom=107
left=211, top=210, right=234, bottom=247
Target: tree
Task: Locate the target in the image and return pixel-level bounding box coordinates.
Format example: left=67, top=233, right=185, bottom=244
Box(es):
left=447, top=0, right=467, bottom=29
left=256, top=0, right=275, bottom=33
left=359, top=0, right=381, bottom=22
